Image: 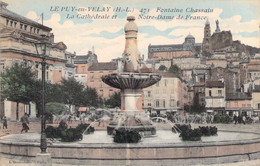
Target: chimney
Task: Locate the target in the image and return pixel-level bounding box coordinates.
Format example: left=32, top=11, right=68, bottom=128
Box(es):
left=50, top=33, right=54, bottom=43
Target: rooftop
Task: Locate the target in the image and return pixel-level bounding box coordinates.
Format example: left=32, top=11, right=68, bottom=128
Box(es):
left=206, top=80, right=224, bottom=88
left=226, top=93, right=251, bottom=100
left=0, top=1, right=51, bottom=31
left=88, top=62, right=117, bottom=71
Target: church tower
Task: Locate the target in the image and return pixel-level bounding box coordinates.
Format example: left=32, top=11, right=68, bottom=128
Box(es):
left=202, top=19, right=213, bottom=56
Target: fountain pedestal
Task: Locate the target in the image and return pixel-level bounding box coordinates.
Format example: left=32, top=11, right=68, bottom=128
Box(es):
left=102, top=73, right=161, bottom=136
left=121, top=89, right=143, bottom=111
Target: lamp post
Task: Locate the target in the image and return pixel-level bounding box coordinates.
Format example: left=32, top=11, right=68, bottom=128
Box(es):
left=35, top=34, right=51, bottom=153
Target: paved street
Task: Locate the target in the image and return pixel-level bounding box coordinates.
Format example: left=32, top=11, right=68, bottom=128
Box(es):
left=0, top=120, right=109, bottom=137
left=0, top=121, right=260, bottom=166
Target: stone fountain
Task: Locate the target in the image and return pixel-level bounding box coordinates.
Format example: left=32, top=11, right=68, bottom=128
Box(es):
left=102, top=16, right=161, bottom=136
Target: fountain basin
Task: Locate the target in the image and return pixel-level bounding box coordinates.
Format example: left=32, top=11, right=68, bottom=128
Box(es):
left=101, top=73, right=161, bottom=90
left=1, top=130, right=260, bottom=165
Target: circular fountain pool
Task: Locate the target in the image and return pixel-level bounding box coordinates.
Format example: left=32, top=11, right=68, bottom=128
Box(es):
left=1, top=130, right=260, bottom=165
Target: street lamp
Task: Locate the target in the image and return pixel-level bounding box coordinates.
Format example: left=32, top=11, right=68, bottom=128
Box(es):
left=35, top=34, right=51, bottom=153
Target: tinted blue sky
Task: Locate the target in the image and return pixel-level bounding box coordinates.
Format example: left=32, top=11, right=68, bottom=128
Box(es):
left=5, top=0, right=259, bottom=61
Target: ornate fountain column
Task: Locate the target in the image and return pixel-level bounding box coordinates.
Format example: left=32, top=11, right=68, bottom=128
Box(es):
left=102, top=16, right=161, bottom=136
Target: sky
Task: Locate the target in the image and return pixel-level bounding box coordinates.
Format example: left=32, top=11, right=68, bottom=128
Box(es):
left=5, top=0, right=260, bottom=62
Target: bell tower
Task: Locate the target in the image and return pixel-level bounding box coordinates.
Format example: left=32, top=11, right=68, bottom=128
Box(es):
left=202, top=19, right=213, bottom=56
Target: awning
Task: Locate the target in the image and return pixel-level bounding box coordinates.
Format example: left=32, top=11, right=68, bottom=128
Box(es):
left=167, top=110, right=178, bottom=112
left=78, top=107, right=87, bottom=112
left=207, top=110, right=213, bottom=113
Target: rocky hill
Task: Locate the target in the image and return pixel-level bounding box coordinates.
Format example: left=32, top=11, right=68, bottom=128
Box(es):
left=210, top=31, right=260, bottom=55
left=211, top=31, right=233, bottom=50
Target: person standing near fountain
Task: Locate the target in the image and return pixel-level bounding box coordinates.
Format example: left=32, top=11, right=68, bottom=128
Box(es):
left=21, top=113, right=30, bottom=133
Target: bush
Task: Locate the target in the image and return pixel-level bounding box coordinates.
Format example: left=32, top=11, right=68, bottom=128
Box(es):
left=179, top=128, right=202, bottom=141
left=45, top=122, right=94, bottom=142
left=199, top=126, right=218, bottom=136
left=60, top=128, right=83, bottom=142
left=172, top=124, right=191, bottom=133
left=213, top=114, right=232, bottom=124
left=76, top=123, right=95, bottom=134
left=113, top=130, right=141, bottom=143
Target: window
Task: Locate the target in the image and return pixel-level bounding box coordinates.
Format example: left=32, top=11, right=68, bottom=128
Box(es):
left=10, top=21, right=13, bottom=27
left=209, top=90, right=212, bottom=97
left=247, top=104, right=251, bottom=107
left=46, top=71, right=49, bottom=80
left=24, top=25, right=27, bottom=31
left=218, top=90, right=222, bottom=96
left=14, top=22, right=17, bottom=28
left=258, top=103, right=260, bottom=109
left=20, top=24, right=23, bottom=29
left=163, top=89, right=166, bottom=94
left=242, top=104, right=246, bottom=107
left=30, top=27, right=33, bottom=32
left=155, top=100, right=159, bottom=107
left=170, top=99, right=174, bottom=107
left=147, top=91, right=151, bottom=97
left=37, top=29, right=39, bottom=34
left=6, top=19, right=9, bottom=26
left=163, top=100, right=166, bottom=108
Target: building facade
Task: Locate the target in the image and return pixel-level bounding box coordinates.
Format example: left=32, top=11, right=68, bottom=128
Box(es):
left=143, top=72, right=189, bottom=115
left=0, top=1, right=73, bottom=119
left=87, top=62, right=119, bottom=99
left=205, top=80, right=226, bottom=114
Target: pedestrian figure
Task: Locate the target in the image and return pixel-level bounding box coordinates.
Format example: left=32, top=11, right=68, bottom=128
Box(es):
left=242, top=115, right=246, bottom=125
left=233, top=115, right=238, bottom=124
left=21, top=113, right=30, bottom=133
left=2, top=116, right=7, bottom=129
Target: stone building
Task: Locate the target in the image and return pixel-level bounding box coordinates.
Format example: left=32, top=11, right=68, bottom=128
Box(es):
left=225, top=92, right=252, bottom=117
left=143, top=72, right=189, bottom=115
left=87, top=62, right=119, bottom=99
left=248, top=58, right=260, bottom=81
left=74, top=51, right=98, bottom=86
left=205, top=80, right=225, bottom=114
left=209, top=67, right=239, bottom=94
left=148, top=34, right=202, bottom=60
left=0, top=1, right=74, bottom=119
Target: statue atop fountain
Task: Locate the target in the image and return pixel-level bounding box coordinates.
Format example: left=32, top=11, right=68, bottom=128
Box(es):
left=102, top=16, right=161, bottom=136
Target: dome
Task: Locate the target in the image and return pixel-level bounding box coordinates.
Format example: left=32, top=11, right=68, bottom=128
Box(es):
left=185, top=34, right=195, bottom=39
left=124, top=16, right=138, bottom=32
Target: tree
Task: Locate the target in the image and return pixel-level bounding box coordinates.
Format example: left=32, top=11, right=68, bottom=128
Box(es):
left=31, top=80, right=64, bottom=117
left=1, top=63, right=36, bottom=120
left=45, top=102, right=69, bottom=123
left=168, top=65, right=181, bottom=75
left=105, top=92, right=121, bottom=108
left=158, top=65, right=167, bottom=71
left=80, top=86, right=98, bottom=107
left=184, top=93, right=205, bottom=114
left=60, top=77, right=84, bottom=111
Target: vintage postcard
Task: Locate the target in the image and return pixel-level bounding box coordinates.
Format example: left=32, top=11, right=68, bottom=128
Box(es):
left=0, top=0, right=260, bottom=165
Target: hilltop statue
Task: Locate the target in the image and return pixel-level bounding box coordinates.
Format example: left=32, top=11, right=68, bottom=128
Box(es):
left=215, top=20, right=220, bottom=33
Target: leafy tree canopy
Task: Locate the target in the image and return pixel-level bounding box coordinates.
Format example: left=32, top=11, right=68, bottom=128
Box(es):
left=158, top=65, right=167, bottom=71
left=105, top=92, right=121, bottom=108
